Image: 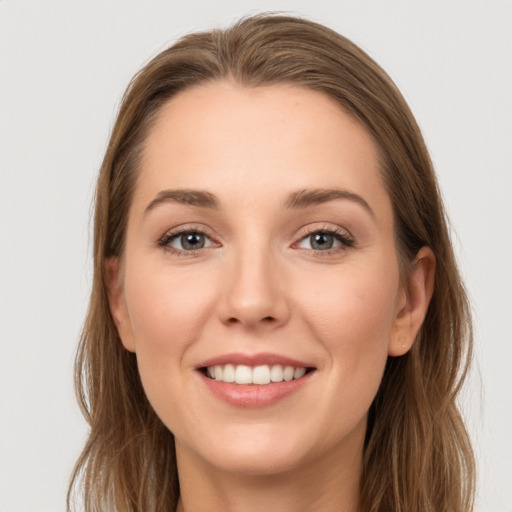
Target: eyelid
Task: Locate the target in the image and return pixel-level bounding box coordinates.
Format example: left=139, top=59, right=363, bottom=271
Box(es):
left=156, top=222, right=354, bottom=256
left=157, top=224, right=220, bottom=255
left=292, top=224, right=355, bottom=251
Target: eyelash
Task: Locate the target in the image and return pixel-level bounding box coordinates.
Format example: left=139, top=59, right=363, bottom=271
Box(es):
left=157, top=225, right=355, bottom=257
left=295, top=226, right=355, bottom=255
left=157, top=225, right=218, bottom=256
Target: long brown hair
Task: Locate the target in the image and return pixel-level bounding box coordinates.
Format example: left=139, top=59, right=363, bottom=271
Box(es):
left=68, top=14, right=475, bottom=512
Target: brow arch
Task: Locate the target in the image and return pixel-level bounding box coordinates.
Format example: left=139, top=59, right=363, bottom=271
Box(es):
left=144, top=189, right=219, bottom=216
left=285, top=188, right=375, bottom=218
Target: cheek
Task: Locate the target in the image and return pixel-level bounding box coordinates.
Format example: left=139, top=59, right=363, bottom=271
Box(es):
left=297, top=262, right=399, bottom=388
left=125, top=260, right=216, bottom=352
left=302, top=263, right=397, bottom=335
left=122, top=259, right=220, bottom=407
left=122, top=259, right=222, bottom=430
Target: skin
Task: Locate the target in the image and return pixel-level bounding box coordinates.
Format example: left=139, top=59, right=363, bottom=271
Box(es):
left=108, top=81, right=435, bottom=512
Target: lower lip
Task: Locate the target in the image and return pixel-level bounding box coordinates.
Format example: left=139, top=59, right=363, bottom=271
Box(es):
left=200, top=371, right=314, bottom=408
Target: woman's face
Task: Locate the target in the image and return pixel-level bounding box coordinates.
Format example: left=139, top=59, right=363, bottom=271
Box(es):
left=109, top=82, right=418, bottom=477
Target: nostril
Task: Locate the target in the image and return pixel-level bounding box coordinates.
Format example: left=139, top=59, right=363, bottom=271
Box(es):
left=226, top=315, right=276, bottom=325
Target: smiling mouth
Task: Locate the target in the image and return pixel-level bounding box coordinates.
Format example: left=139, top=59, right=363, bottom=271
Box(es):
left=201, top=364, right=315, bottom=385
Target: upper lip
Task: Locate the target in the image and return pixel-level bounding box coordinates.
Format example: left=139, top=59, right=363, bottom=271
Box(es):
left=196, top=352, right=315, bottom=369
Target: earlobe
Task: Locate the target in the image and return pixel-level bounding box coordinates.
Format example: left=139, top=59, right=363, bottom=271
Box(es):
left=389, top=246, right=436, bottom=357
left=105, top=257, right=136, bottom=353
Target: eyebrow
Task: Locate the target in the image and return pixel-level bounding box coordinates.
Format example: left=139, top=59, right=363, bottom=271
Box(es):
left=285, top=188, right=375, bottom=218
left=144, top=187, right=374, bottom=218
left=144, top=189, right=219, bottom=215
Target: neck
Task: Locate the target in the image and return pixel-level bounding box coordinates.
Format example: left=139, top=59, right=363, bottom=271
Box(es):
left=175, top=431, right=363, bottom=512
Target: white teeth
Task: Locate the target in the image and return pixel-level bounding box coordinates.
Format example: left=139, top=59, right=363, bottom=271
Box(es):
left=283, top=366, right=294, bottom=381
left=235, top=364, right=252, bottom=384
left=223, top=363, right=235, bottom=383
left=206, top=364, right=309, bottom=385
left=252, top=365, right=271, bottom=385
left=293, top=367, right=306, bottom=379
left=270, top=365, right=283, bottom=382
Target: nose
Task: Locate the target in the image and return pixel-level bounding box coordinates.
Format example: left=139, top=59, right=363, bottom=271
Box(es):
left=217, top=245, right=290, bottom=330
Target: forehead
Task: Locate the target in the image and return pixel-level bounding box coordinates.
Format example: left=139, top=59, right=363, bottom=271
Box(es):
left=134, top=81, right=389, bottom=218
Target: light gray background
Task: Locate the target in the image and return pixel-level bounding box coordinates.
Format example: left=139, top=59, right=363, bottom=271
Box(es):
left=1, top=1, right=511, bottom=511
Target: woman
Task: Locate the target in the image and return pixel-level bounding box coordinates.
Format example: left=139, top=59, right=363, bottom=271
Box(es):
left=68, top=14, right=475, bottom=512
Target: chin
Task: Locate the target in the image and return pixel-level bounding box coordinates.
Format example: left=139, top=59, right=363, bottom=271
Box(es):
left=193, top=439, right=310, bottom=477
left=175, top=417, right=365, bottom=478
left=174, top=420, right=303, bottom=473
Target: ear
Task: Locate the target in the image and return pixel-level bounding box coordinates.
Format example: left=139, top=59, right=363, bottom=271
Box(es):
left=388, top=246, right=436, bottom=357
left=105, top=257, right=136, bottom=352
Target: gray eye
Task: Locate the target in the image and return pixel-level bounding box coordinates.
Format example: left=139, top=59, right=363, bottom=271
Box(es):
left=298, top=232, right=341, bottom=251
left=170, top=232, right=211, bottom=251
left=310, top=233, right=333, bottom=250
